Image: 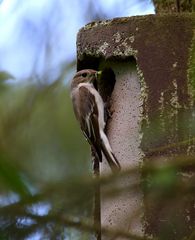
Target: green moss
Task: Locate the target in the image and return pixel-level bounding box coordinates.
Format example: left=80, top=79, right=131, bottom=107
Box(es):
left=136, top=64, right=149, bottom=127
left=82, top=14, right=193, bottom=31
left=187, top=29, right=195, bottom=104
left=83, top=16, right=144, bottom=30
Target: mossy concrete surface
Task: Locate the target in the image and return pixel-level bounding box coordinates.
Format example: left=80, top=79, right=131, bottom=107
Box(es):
left=77, top=14, right=195, bottom=240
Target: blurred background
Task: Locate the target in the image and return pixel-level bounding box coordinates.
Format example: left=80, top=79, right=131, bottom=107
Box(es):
left=0, top=0, right=154, bottom=82
left=0, top=0, right=154, bottom=239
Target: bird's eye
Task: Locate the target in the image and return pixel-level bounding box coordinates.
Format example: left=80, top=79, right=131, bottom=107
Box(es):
left=81, top=73, right=87, bottom=78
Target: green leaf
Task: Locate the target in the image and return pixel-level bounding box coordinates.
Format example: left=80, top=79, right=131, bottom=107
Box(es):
left=0, top=71, right=14, bottom=81
left=0, top=153, right=31, bottom=198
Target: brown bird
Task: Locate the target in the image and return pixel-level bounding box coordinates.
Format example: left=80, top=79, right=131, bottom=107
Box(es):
left=71, top=69, right=121, bottom=173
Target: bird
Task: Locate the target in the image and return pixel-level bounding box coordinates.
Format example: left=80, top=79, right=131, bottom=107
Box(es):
left=70, top=69, right=121, bottom=173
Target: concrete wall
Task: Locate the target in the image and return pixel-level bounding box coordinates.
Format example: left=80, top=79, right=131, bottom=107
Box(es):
left=77, top=14, right=195, bottom=240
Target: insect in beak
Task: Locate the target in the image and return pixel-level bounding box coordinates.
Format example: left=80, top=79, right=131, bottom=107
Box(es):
left=95, top=71, right=102, bottom=78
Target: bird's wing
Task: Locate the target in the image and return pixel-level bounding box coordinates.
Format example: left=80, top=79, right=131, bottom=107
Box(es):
left=100, top=130, right=121, bottom=173
left=74, top=85, right=102, bottom=162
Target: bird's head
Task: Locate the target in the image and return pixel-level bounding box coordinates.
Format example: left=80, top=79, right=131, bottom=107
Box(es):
left=71, top=69, right=101, bottom=89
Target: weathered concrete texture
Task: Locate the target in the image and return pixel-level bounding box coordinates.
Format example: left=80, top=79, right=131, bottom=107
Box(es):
left=100, top=62, right=143, bottom=240
left=77, top=14, right=193, bottom=62
left=77, top=14, right=195, bottom=240
left=153, top=0, right=195, bottom=13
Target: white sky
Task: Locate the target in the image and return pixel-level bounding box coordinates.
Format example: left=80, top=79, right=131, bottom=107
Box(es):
left=0, top=0, right=154, bottom=82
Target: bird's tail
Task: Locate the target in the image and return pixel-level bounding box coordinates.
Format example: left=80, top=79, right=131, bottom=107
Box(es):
left=100, top=131, right=121, bottom=173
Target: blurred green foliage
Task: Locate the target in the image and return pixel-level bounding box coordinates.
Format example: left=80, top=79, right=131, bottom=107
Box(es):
left=0, top=71, right=194, bottom=240
left=188, top=30, right=195, bottom=100
left=0, top=73, right=95, bottom=239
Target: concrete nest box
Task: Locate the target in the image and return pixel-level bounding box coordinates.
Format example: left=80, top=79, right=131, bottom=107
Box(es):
left=77, top=14, right=195, bottom=240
